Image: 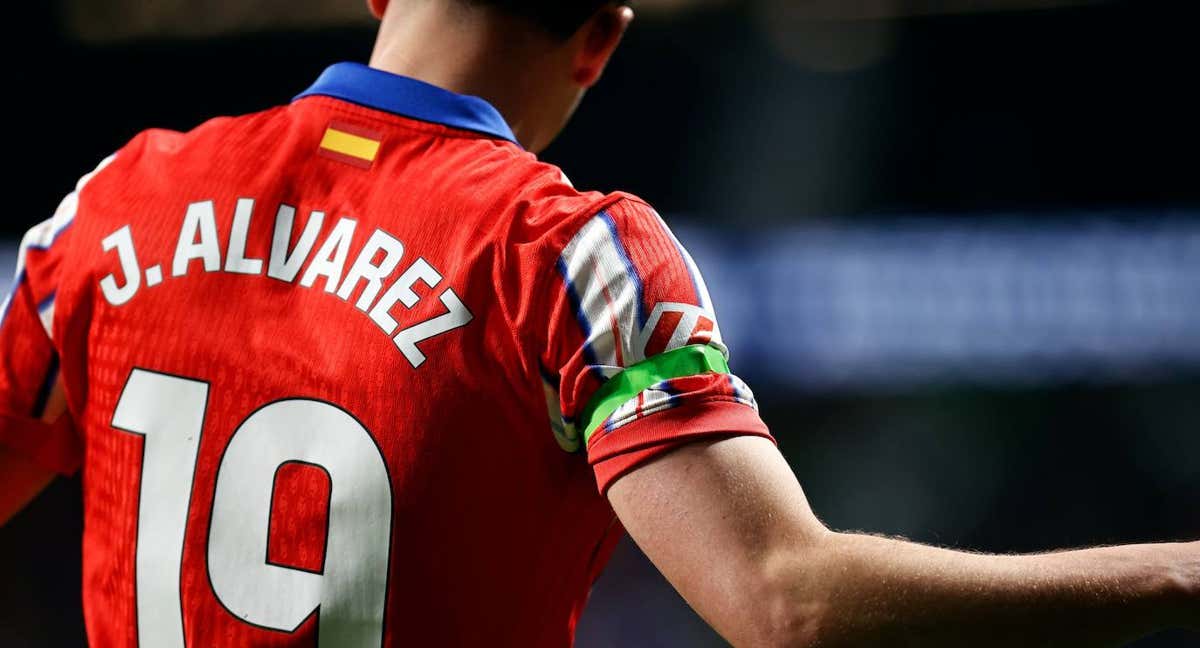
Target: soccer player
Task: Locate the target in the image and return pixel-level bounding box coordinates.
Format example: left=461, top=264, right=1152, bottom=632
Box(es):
left=0, top=0, right=1195, bottom=645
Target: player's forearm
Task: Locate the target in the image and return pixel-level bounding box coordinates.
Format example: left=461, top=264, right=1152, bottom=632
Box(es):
left=768, top=533, right=1197, bottom=647
left=609, top=437, right=1196, bottom=647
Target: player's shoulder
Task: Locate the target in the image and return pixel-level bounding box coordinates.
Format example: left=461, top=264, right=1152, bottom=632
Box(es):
left=95, top=106, right=291, bottom=183
left=85, top=105, right=304, bottom=205
left=470, top=149, right=659, bottom=251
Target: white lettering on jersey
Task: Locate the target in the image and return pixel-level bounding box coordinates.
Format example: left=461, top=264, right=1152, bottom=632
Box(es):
left=97, top=197, right=473, bottom=369
left=172, top=200, right=222, bottom=276
left=268, top=205, right=324, bottom=282
left=392, top=289, right=472, bottom=368
left=100, top=225, right=142, bottom=306
left=368, top=258, right=441, bottom=333
left=337, top=229, right=406, bottom=308
left=299, top=217, right=357, bottom=293
left=224, top=198, right=265, bottom=275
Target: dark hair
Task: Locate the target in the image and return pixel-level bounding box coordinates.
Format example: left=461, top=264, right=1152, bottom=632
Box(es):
left=468, top=0, right=621, bottom=39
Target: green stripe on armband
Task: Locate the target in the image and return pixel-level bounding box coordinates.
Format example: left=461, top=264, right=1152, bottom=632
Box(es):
left=580, top=344, right=730, bottom=445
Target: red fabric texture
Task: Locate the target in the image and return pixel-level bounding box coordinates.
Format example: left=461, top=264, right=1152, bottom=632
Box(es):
left=589, top=399, right=773, bottom=494
left=0, top=74, right=771, bottom=646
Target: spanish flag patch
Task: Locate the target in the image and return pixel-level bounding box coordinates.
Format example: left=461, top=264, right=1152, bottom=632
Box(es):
left=318, top=121, right=383, bottom=169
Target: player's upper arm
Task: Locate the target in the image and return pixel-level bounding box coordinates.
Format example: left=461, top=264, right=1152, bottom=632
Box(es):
left=0, top=156, right=113, bottom=482
left=533, top=196, right=772, bottom=491
left=608, top=435, right=831, bottom=648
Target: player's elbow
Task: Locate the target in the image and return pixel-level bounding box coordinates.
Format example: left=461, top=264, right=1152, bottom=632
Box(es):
left=754, top=583, right=829, bottom=647
left=739, top=545, right=837, bottom=648
left=748, top=596, right=828, bottom=648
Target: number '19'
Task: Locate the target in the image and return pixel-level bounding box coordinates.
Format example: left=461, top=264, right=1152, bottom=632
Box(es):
left=112, top=368, right=394, bottom=647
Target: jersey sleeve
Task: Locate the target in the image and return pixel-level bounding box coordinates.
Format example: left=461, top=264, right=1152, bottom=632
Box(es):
left=0, top=157, right=112, bottom=475
left=539, top=197, right=772, bottom=493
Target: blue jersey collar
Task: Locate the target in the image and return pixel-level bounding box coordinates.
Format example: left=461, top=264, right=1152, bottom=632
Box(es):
left=295, top=62, right=519, bottom=146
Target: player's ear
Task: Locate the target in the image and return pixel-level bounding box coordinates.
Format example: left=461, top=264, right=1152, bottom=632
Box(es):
left=368, top=0, right=389, bottom=19
left=572, top=4, right=635, bottom=88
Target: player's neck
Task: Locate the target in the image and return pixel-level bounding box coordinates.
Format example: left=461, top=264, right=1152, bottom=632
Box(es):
left=369, top=2, right=564, bottom=151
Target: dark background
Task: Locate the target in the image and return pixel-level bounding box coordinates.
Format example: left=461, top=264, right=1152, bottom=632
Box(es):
left=2, top=1, right=1197, bottom=646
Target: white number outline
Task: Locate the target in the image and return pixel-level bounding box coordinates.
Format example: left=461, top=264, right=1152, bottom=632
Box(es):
left=113, top=369, right=396, bottom=647
left=112, top=368, right=209, bottom=648
left=265, top=460, right=332, bottom=575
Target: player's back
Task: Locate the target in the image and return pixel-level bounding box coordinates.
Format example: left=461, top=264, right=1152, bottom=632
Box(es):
left=2, top=62, right=769, bottom=647
left=52, top=63, right=629, bottom=647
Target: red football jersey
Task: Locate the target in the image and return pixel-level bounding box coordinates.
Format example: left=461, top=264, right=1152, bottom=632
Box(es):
left=0, top=63, right=770, bottom=647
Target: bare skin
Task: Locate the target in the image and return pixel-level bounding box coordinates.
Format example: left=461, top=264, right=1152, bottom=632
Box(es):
left=610, top=436, right=1198, bottom=646
left=5, top=2, right=1197, bottom=645
left=362, top=4, right=1199, bottom=643
left=368, top=0, right=634, bottom=153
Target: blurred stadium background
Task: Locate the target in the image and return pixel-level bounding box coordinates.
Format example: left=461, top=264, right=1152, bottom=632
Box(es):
left=2, top=0, right=1197, bottom=645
